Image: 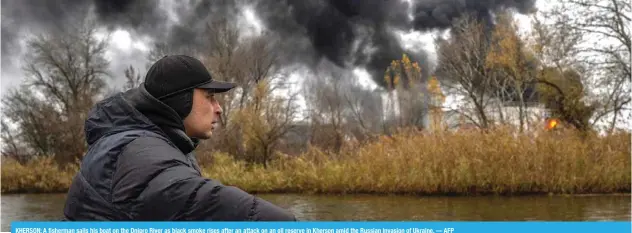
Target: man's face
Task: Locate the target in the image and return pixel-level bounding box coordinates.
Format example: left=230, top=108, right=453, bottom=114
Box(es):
left=183, top=88, right=222, bottom=139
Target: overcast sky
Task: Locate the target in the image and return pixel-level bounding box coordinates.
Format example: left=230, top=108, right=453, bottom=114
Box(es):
left=0, top=0, right=549, bottom=98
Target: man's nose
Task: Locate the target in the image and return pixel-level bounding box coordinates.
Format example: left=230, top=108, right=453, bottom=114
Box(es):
left=214, top=102, right=223, bottom=114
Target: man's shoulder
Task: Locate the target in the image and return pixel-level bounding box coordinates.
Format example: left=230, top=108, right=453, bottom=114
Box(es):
left=89, top=129, right=166, bottom=150
left=84, top=128, right=175, bottom=163
left=117, top=131, right=189, bottom=164
left=123, top=134, right=178, bottom=153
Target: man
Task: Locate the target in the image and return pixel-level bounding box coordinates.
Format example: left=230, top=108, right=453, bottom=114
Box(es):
left=63, top=55, right=297, bottom=221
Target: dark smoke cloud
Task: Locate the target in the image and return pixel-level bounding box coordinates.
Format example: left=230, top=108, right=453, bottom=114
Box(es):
left=250, top=0, right=418, bottom=87
left=411, top=0, right=533, bottom=30
left=253, top=0, right=535, bottom=87
left=93, top=0, right=167, bottom=32
left=1, top=0, right=536, bottom=90
left=1, top=0, right=90, bottom=72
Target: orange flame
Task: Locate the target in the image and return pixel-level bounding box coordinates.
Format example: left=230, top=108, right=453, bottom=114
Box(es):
left=546, top=119, right=559, bottom=130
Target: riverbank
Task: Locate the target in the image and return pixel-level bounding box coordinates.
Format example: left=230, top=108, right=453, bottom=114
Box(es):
left=2, top=128, right=630, bottom=195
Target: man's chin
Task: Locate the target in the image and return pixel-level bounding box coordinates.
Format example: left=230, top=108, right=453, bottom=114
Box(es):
left=198, top=131, right=213, bottom=139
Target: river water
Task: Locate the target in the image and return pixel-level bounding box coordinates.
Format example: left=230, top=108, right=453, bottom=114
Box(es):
left=2, top=193, right=630, bottom=231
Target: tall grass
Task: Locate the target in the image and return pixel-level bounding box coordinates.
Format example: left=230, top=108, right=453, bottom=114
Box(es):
left=204, top=127, right=631, bottom=195
left=1, top=156, right=77, bottom=193
left=2, top=128, right=630, bottom=195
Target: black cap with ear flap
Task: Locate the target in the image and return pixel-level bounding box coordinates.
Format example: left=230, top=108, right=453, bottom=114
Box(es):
left=144, top=55, right=236, bottom=100
left=144, top=55, right=237, bottom=119
left=159, top=89, right=194, bottom=120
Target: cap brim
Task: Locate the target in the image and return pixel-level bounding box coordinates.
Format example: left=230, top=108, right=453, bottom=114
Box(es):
left=198, top=80, right=237, bottom=93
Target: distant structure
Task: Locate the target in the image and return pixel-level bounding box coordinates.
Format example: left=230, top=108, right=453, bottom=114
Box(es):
left=379, top=54, right=553, bottom=133
left=436, top=81, right=552, bottom=132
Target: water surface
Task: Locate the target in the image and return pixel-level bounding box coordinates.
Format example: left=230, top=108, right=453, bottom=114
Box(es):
left=2, top=193, right=630, bottom=231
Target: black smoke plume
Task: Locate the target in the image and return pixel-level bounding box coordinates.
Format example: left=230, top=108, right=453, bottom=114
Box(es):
left=1, top=0, right=536, bottom=88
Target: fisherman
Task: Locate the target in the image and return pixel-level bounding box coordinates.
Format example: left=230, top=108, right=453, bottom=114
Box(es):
left=63, top=55, right=296, bottom=221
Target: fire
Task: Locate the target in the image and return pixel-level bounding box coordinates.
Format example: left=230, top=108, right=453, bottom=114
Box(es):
left=546, top=118, right=559, bottom=130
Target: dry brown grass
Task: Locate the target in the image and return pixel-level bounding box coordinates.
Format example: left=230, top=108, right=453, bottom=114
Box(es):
left=203, top=127, right=631, bottom=195
left=2, top=128, right=630, bottom=195
left=1, top=156, right=77, bottom=193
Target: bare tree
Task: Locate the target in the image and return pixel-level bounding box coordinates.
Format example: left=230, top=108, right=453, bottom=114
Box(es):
left=1, top=17, right=110, bottom=164
left=201, top=19, right=279, bottom=127
left=200, top=18, right=243, bottom=126
left=1, top=113, right=32, bottom=163
left=302, top=64, right=386, bottom=152
left=123, top=65, right=143, bottom=90
left=231, top=77, right=299, bottom=167
left=486, top=11, right=541, bottom=132
left=528, top=12, right=597, bottom=132
left=342, top=84, right=384, bottom=141
left=147, top=42, right=199, bottom=65
left=543, top=0, right=631, bottom=132
left=198, top=20, right=284, bottom=160
left=304, top=69, right=349, bottom=152
left=1, top=104, right=42, bottom=163
left=434, top=14, right=497, bottom=129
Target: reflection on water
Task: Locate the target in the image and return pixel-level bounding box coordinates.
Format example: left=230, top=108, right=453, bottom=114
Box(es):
left=1, top=193, right=67, bottom=226
left=2, top=193, right=630, bottom=230
left=257, top=194, right=631, bottom=221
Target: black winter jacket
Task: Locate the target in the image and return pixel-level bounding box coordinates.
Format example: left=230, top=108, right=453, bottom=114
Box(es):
left=63, top=85, right=296, bottom=221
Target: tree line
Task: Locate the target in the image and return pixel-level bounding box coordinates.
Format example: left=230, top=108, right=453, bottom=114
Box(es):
left=1, top=0, right=629, bottom=167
